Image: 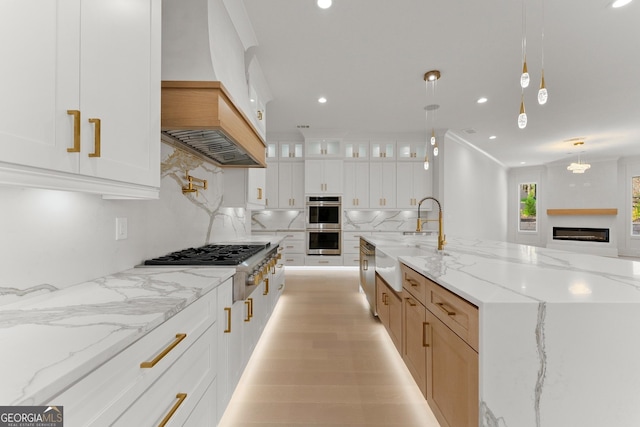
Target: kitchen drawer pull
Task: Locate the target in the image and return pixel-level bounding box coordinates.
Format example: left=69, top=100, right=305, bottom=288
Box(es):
left=257, top=187, right=263, bottom=200
left=88, top=118, right=101, bottom=157
left=407, top=298, right=417, bottom=307
left=406, top=278, right=419, bottom=287
left=244, top=299, right=252, bottom=322
left=158, top=393, right=187, bottom=427
left=66, top=110, right=81, bottom=152
left=423, top=322, right=431, bottom=347
left=436, top=302, right=456, bottom=316
left=278, top=284, right=284, bottom=290
left=140, top=333, right=187, bottom=368
left=264, top=278, right=270, bottom=295
left=224, top=307, right=231, bottom=333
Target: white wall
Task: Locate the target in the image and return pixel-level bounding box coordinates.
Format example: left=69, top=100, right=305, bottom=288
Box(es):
left=441, top=132, right=508, bottom=241
left=0, top=144, right=248, bottom=299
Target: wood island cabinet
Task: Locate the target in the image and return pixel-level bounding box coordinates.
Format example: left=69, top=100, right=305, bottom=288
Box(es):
left=401, top=263, right=479, bottom=427
left=376, top=274, right=402, bottom=353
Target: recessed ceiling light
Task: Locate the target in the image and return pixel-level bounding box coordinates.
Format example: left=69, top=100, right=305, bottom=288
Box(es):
left=612, top=0, right=632, bottom=7
left=520, top=161, right=526, bottom=165
left=317, top=0, right=332, bottom=9
left=318, top=97, right=327, bottom=103
left=477, top=97, right=488, bottom=104
left=489, top=135, right=497, bottom=140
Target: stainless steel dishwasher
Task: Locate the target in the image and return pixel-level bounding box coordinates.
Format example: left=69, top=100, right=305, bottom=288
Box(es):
left=359, top=238, right=376, bottom=316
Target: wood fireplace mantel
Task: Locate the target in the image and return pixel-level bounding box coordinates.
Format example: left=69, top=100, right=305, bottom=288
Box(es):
left=546, top=208, right=618, bottom=216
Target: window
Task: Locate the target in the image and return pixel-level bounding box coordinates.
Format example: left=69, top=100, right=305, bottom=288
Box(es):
left=519, top=183, right=537, bottom=232
left=632, top=176, right=640, bottom=235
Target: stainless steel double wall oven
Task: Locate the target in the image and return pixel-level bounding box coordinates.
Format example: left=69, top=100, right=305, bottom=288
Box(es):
left=306, top=196, right=341, bottom=255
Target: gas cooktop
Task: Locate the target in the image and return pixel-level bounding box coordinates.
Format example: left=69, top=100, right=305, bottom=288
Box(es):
left=143, top=243, right=270, bottom=266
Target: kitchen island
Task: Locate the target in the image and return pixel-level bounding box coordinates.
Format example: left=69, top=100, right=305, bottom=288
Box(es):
left=364, top=234, right=640, bottom=427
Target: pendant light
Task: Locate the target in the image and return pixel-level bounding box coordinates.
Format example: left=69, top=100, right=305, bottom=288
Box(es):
left=518, top=92, right=527, bottom=129
left=520, top=0, right=529, bottom=89
left=537, top=0, right=548, bottom=104
left=424, top=70, right=441, bottom=158
left=423, top=154, right=430, bottom=170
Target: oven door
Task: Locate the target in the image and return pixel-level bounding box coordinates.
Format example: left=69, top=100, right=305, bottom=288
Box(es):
left=306, top=197, right=341, bottom=229
left=307, top=230, right=341, bottom=255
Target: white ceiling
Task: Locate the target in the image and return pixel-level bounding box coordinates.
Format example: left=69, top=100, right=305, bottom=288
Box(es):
left=242, top=0, right=640, bottom=168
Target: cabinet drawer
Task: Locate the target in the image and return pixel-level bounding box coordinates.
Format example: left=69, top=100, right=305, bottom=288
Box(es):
left=425, top=279, right=479, bottom=351
left=281, top=239, right=305, bottom=254
left=50, top=289, right=217, bottom=426
left=305, top=255, right=343, bottom=266
left=343, top=255, right=361, bottom=266
left=277, top=231, right=305, bottom=240
left=282, top=253, right=305, bottom=266
left=401, top=264, right=428, bottom=306
left=115, top=325, right=217, bottom=426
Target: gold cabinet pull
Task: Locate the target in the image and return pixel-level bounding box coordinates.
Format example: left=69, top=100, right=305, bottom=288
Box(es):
left=257, top=187, right=263, bottom=200
left=244, top=300, right=251, bottom=322
left=158, top=393, right=187, bottom=427
left=66, top=110, right=81, bottom=152
left=88, top=118, right=101, bottom=157
left=423, top=322, right=431, bottom=347
left=140, top=333, right=186, bottom=368
left=407, top=278, right=419, bottom=287
left=263, top=278, right=270, bottom=295
left=407, top=298, right=417, bottom=307
left=249, top=297, right=253, bottom=318
left=436, top=302, right=456, bottom=316
left=224, top=307, right=231, bottom=333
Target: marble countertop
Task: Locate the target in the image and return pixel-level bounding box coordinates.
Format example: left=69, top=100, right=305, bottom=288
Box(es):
left=0, top=267, right=235, bottom=406
left=363, top=233, right=640, bottom=426
left=363, top=234, right=640, bottom=305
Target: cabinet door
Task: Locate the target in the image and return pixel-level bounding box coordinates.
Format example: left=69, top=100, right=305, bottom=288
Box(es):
left=397, top=162, right=432, bottom=209
left=323, top=159, right=344, bottom=193
left=425, top=309, right=479, bottom=427
left=216, top=280, right=233, bottom=425
left=0, top=0, right=79, bottom=173
left=79, top=0, right=160, bottom=187
left=305, top=159, right=324, bottom=193
left=247, top=168, right=266, bottom=206
left=403, top=296, right=427, bottom=397
left=344, top=162, right=370, bottom=208
left=279, top=162, right=305, bottom=208
left=387, top=289, right=403, bottom=352
left=265, top=162, right=279, bottom=208
left=376, top=275, right=389, bottom=326
left=370, top=162, right=396, bottom=208
left=229, top=299, right=246, bottom=388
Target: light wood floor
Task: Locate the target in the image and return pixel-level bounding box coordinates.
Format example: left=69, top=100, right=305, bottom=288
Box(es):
left=218, top=268, right=440, bottom=427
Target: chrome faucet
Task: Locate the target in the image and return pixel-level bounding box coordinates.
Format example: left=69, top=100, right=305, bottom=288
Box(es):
left=416, top=196, right=446, bottom=251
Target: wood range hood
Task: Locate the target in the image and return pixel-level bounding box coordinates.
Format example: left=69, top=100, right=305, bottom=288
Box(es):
left=161, top=81, right=266, bottom=167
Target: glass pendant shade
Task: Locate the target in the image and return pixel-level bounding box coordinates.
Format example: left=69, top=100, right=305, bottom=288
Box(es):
left=433, top=146, right=439, bottom=157
left=517, top=97, right=527, bottom=129
left=423, top=155, right=430, bottom=170
left=430, top=129, right=436, bottom=145
left=520, top=60, right=530, bottom=88
left=537, top=71, right=548, bottom=105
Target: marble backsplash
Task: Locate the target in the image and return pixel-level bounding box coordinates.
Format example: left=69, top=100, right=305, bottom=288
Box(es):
left=0, top=143, right=248, bottom=304
left=251, top=209, right=439, bottom=233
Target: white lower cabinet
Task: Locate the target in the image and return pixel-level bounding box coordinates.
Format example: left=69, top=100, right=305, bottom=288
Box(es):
left=49, top=285, right=218, bottom=426
left=278, top=231, right=305, bottom=266
left=48, top=273, right=286, bottom=426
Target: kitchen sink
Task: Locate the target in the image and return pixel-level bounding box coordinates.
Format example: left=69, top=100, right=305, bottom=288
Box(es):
left=375, top=246, right=429, bottom=292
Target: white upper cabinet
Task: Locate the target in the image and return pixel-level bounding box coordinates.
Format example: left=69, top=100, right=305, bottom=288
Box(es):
left=265, top=161, right=279, bottom=208
left=305, top=139, right=342, bottom=158
left=279, top=142, right=304, bottom=160
left=0, top=0, right=160, bottom=198
left=397, top=142, right=427, bottom=161
left=369, top=162, right=396, bottom=208
left=278, top=162, right=305, bottom=208
left=344, top=161, right=370, bottom=208
left=223, top=168, right=266, bottom=208
left=305, top=159, right=343, bottom=194
left=370, top=141, right=395, bottom=160
left=343, top=140, right=369, bottom=160
left=396, top=162, right=433, bottom=209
